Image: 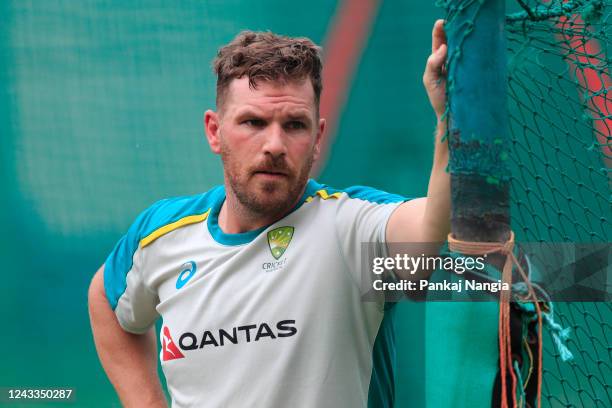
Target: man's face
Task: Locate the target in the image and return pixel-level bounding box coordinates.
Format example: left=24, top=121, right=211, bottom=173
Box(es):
left=205, top=77, right=325, bottom=217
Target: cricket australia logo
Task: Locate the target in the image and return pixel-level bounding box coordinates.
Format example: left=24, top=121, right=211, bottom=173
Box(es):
left=267, top=226, right=294, bottom=260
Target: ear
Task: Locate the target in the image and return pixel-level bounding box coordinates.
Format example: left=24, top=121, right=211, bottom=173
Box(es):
left=313, top=117, right=326, bottom=162
left=204, top=110, right=222, bottom=154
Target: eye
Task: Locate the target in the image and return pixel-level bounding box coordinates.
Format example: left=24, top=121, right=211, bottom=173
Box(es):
left=285, top=121, right=306, bottom=130
left=243, top=119, right=266, bottom=127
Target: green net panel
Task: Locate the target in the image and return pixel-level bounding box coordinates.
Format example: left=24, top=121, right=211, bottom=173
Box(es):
left=441, top=0, right=611, bottom=406
left=506, top=1, right=610, bottom=406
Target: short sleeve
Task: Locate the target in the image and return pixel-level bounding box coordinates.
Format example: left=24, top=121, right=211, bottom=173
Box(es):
left=104, top=205, right=162, bottom=334
left=333, top=186, right=409, bottom=296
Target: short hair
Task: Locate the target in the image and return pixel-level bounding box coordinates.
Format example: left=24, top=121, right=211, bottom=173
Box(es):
left=213, top=31, right=323, bottom=112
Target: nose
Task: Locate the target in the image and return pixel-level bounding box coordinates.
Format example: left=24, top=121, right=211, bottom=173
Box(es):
left=262, top=123, right=287, bottom=158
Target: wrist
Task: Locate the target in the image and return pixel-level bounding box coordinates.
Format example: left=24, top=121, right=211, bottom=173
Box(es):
left=434, top=119, right=448, bottom=144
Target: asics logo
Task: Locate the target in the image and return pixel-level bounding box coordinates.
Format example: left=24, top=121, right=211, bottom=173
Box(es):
left=176, top=261, right=197, bottom=289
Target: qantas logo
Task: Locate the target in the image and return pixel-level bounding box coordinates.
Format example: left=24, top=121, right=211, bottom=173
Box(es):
left=161, top=326, right=185, bottom=361
left=176, top=320, right=297, bottom=353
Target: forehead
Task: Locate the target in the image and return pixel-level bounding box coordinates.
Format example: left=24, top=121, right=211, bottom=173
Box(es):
left=222, top=77, right=316, bottom=117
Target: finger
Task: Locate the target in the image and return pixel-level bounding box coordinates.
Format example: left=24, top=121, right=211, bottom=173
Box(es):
left=428, top=43, right=447, bottom=72
left=432, top=19, right=447, bottom=53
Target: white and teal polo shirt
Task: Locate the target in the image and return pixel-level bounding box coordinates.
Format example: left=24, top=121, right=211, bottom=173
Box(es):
left=104, top=179, right=408, bottom=408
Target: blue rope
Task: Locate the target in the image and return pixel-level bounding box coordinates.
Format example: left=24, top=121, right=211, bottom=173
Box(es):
left=513, top=360, right=526, bottom=408
left=515, top=300, right=574, bottom=362
left=541, top=306, right=574, bottom=362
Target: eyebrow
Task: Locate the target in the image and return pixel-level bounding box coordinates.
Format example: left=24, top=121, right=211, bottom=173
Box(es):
left=286, top=112, right=312, bottom=123
left=234, top=109, right=312, bottom=124
left=234, top=108, right=265, bottom=119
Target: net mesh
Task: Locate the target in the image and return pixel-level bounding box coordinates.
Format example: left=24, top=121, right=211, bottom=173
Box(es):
left=507, top=1, right=610, bottom=406
left=442, top=0, right=611, bottom=406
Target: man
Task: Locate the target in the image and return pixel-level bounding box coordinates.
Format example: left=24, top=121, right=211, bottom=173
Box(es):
left=89, top=20, right=449, bottom=408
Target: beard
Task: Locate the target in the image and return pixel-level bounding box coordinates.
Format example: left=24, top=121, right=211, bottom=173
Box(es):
left=220, top=139, right=314, bottom=219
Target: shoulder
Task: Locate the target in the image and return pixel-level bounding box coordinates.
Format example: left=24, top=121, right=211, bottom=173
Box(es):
left=104, top=186, right=224, bottom=310
left=305, top=180, right=407, bottom=205
left=125, top=185, right=224, bottom=248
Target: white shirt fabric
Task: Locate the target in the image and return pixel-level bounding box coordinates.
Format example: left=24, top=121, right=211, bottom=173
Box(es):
left=104, top=179, right=408, bottom=408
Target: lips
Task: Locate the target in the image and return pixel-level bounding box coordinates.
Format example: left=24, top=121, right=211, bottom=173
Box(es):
left=253, top=171, right=288, bottom=180
left=252, top=168, right=289, bottom=177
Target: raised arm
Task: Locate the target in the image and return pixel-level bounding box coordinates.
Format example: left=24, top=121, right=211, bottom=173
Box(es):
left=386, top=19, right=450, bottom=278
left=88, top=265, right=167, bottom=407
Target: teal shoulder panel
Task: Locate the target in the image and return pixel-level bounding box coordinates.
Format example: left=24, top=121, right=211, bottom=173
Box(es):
left=104, top=186, right=223, bottom=310
left=368, top=305, right=397, bottom=408
left=312, top=181, right=408, bottom=204
left=344, top=185, right=407, bottom=204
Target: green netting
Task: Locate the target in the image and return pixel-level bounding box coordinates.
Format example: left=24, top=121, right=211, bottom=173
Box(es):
left=507, top=1, right=610, bottom=407
left=438, top=0, right=611, bottom=406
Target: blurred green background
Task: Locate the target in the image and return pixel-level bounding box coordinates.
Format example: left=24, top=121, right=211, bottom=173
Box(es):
left=0, top=1, right=441, bottom=406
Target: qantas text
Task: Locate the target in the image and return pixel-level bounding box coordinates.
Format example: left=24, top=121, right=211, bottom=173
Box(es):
left=178, top=320, right=297, bottom=350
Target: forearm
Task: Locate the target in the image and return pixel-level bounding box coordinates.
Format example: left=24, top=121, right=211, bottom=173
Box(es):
left=422, top=119, right=451, bottom=243
left=88, top=269, right=167, bottom=408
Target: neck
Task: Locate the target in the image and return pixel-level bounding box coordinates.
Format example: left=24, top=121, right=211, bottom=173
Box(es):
left=218, top=183, right=307, bottom=234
